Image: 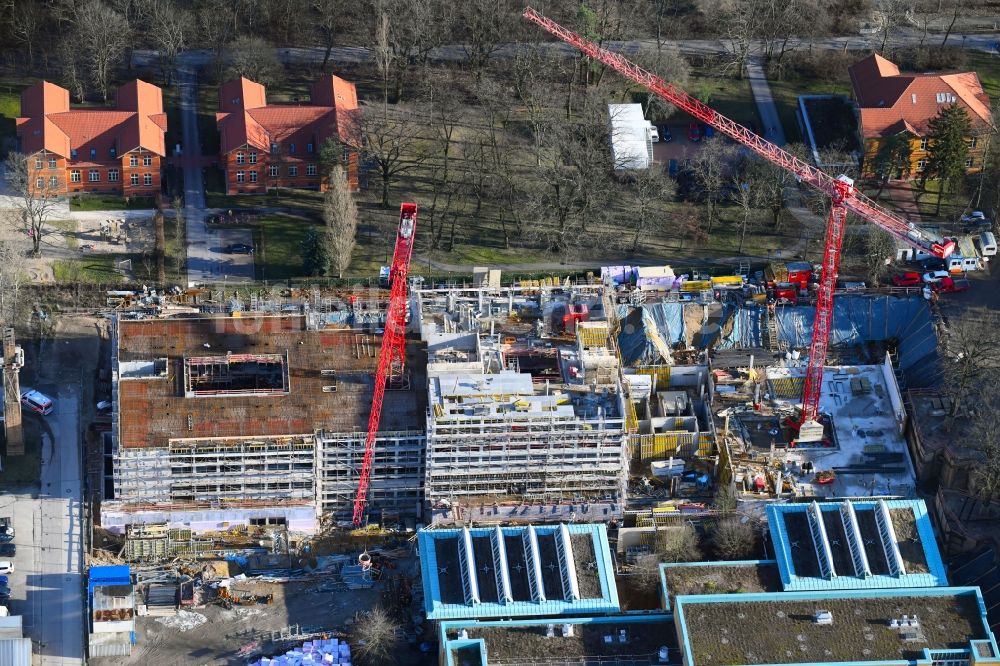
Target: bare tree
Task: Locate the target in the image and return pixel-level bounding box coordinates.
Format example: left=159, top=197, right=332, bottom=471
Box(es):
left=939, top=0, right=967, bottom=48
left=150, top=0, right=194, bottom=85
left=227, top=36, right=283, bottom=87
left=4, top=153, right=62, bottom=257
left=655, top=523, right=702, bottom=563
left=75, top=0, right=131, bottom=101
left=712, top=518, right=756, bottom=559
left=623, top=169, right=676, bottom=253
left=458, top=0, right=518, bottom=80
left=689, top=137, right=736, bottom=234
left=351, top=607, right=402, bottom=666
left=312, top=0, right=342, bottom=73
left=730, top=175, right=758, bottom=254
left=197, top=0, right=236, bottom=81
left=57, top=42, right=87, bottom=103
left=10, top=1, right=40, bottom=69
left=873, top=0, right=909, bottom=52
left=322, top=166, right=358, bottom=278
left=865, top=226, right=897, bottom=285
left=0, top=237, right=27, bottom=328
left=360, top=106, right=430, bottom=208
left=940, top=312, right=1000, bottom=417
left=372, top=11, right=393, bottom=113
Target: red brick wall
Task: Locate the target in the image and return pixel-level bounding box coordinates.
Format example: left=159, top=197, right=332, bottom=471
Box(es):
left=222, top=146, right=359, bottom=194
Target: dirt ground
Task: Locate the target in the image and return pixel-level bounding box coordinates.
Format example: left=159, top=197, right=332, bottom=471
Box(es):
left=112, top=558, right=435, bottom=666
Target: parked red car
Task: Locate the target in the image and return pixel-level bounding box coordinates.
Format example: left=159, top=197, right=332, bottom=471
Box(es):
left=931, top=276, right=970, bottom=293
left=891, top=271, right=922, bottom=287
left=687, top=122, right=701, bottom=142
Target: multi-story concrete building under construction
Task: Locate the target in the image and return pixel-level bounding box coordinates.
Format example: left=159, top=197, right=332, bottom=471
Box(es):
left=416, top=283, right=628, bottom=525
left=105, top=312, right=425, bottom=533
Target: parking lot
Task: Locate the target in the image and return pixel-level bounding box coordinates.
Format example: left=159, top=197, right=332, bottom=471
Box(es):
left=185, top=223, right=256, bottom=284
left=652, top=123, right=710, bottom=167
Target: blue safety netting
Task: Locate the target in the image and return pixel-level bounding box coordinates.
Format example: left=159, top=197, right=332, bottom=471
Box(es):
left=718, top=303, right=764, bottom=349
left=775, top=295, right=939, bottom=387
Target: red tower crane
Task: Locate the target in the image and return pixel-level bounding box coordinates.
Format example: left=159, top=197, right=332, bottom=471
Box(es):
left=352, top=202, right=418, bottom=526
left=522, top=7, right=955, bottom=436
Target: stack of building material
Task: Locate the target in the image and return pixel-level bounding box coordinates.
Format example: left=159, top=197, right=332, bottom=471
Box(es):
left=250, top=638, right=351, bottom=665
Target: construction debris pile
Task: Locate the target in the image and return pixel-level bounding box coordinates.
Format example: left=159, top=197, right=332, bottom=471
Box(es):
left=250, top=637, right=351, bottom=666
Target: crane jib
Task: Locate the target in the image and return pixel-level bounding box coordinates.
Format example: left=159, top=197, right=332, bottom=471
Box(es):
left=521, top=6, right=954, bottom=260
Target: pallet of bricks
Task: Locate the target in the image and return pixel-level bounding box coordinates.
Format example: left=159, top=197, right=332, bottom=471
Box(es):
left=251, top=637, right=351, bottom=665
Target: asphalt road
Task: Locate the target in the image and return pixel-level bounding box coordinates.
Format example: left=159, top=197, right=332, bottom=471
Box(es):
left=3, top=379, right=84, bottom=665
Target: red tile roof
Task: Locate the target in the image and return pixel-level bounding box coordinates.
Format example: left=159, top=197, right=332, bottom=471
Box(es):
left=849, top=54, right=994, bottom=139
left=16, top=80, right=167, bottom=159
left=216, top=75, right=359, bottom=154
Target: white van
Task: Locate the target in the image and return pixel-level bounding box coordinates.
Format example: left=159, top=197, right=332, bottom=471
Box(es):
left=978, top=231, right=997, bottom=257
left=647, top=123, right=659, bottom=143
left=947, top=256, right=982, bottom=272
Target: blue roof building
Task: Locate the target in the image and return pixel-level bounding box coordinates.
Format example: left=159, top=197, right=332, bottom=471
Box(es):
left=767, top=499, right=948, bottom=591
left=674, top=586, right=1000, bottom=666
left=418, top=523, right=619, bottom=620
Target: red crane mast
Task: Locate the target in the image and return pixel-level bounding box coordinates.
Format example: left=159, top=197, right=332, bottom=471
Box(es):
left=522, top=7, right=955, bottom=431
left=352, top=202, right=418, bottom=526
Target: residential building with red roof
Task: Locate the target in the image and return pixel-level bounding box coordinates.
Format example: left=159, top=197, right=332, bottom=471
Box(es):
left=214, top=75, right=360, bottom=195
left=849, top=54, right=994, bottom=179
left=15, top=79, right=167, bottom=198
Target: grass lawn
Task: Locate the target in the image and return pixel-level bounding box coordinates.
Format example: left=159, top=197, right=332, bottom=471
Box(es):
left=52, top=254, right=127, bottom=284
left=966, top=51, right=1000, bottom=99
left=0, top=424, right=41, bottom=485
left=911, top=179, right=967, bottom=220
left=69, top=195, right=156, bottom=211
left=0, top=86, right=19, bottom=148
left=48, top=218, right=78, bottom=250
left=254, top=213, right=317, bottom=282
left=683, top=70, right=760, bottom=131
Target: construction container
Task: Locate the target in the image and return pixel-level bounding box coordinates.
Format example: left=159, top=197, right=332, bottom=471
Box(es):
left=710, top=275, right=744, bottom=289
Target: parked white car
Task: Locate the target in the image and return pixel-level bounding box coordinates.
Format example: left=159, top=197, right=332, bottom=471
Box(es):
left=922, top=271, right=950, bottom=283
left=0, top=562, right=13, bottom=575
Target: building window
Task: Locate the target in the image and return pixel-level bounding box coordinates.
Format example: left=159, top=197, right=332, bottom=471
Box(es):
left=70, top=170, right=81, bottom=183
left=917, top=159, right=926, bottom=171
left=48, top=158, right=57, bottom=169
left=110, top=147, right=117, bottom=158
left=236, top=171, right=245, bottom=183
left=269, top=165, right=279, bottom=177
left=289, top=143, right=296, bottom=154
left=130, top=155, right=138, bottom=167
left=249, top=152, right=257, bottom=164
left=919, top=138, right=928, bottom=150
left=307, top=142, right=314, bottom=153
left=236, top=151, right=245, bottom=164
left=249, top=171, right=257, bottom=183
left=109, top=169, right=119, bottom=182
left=35, top=177, right=44, bottom=189
left=288, top=165, right=298, bottom=177
left=306, top=164, right=317, bottom=176
left=49, top=175, right=58, bottom=187
left=271, top=143, right=279, bottom=154
left=34, top=158, right=42, bottom=169
left=90, top=148, right=97, bottom=159
left=143, top=173, right=152, bottom=186
left=130, top=173, right=139, bottom=186
left=71, top=149, right=78, bottom=159
left=143, top=155, right=152, bottom=167
left=969, top=137, right=978, bottom=149
left=936, top=92, right=956, bottom=103
left=89, top=169, right=100, bottom=182
left=965, top=157, right=974, bottom=168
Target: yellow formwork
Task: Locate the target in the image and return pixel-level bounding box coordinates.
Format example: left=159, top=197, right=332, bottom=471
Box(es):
left=635, top=365, right=671, bottom=391
left=769, top=376, right=804, bottom=399
left=577, top=323, right=610, bottom=348
left=632, top=432, right=716, bottom=461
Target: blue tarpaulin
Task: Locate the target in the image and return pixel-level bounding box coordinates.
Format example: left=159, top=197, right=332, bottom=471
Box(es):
left=775, top=295, right=938, bottom=386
